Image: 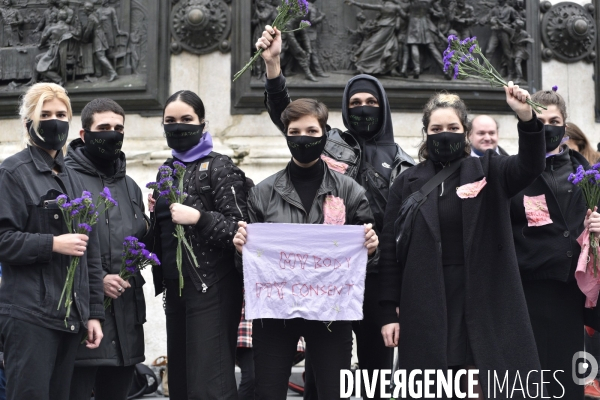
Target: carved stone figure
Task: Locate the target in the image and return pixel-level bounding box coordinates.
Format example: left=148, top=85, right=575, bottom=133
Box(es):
left=480, top=0, right=519, bottom=80
left=280, top=14, right=317, bottom=81
left=449, top=0, right=475, bottom=39
left=251, top=0, right=277, bottom=79
left=97, top=0, right=122, bottom=51
left=58, top=0, right=74, bottom=26
left=82, top=1, right=117, bottom=82
left=345, top=0, right=403, bottom=76
left=509, top=19, right=532, bottom=84
left=0, top=0, right=23, bottom=47
left=30, top=9, right=73, bottom=86
left=306, top=0, right=328, bottom=78
left=34, top=0, right=59, bottom=35
left=404, top=0, right=447, bottom=79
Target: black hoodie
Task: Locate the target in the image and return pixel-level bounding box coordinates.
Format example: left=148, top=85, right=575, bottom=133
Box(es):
left=65, top=139, right=149, bottom=367
left=265, top=73, right=415, bottom=245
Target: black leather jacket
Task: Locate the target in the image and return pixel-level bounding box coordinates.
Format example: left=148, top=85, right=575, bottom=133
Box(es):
left=0, top=146, right=104, bottom=333
left=236, top=162, right=379, bottom=273
left=66, top=140, right=148, bottom=367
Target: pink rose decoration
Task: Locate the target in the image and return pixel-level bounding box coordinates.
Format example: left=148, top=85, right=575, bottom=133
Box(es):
left=456, top=177, right=487, bottom=199
left=323, top=195, right=346, bottom=225
left=575, top=229, right=600, bottom=308
left=321, top=155, right=349, bottom=174
left=523, top=194, right=553, bottom=227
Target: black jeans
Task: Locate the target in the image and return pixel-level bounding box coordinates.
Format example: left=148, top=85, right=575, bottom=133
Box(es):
left=0, top=316, right=81, bottom=400
left=165, top=271, right=243, bottom=400
left=253, top=318, right=352, bottom=400
left=69, top=365, right=135, bottom=400
left=237, top=347, right=255, bottom=400
left=304, top=274, right=394, bottom=400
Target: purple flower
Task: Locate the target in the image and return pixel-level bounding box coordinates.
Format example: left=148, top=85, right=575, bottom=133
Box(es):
left=552, top=85, right=558, bottom=92
left=593, top=163, right=600, bottom=170
left=159, top=190, right=171, bottom=197
left=125, top=259, right=135, bottom=266
left=142, top=249, right=161, bottom=265
left=447, top=35, right=458, bottom=45
left=453, top=63, right=460, bottom=79
left=126, top=266, right=137, bottom=274
left=57, top=194, right=68, bottom=206
left=146, top=181, right=158, bottom=190
left=70, top=209, right=81, bottom=217
left=172, top=161, right=186, bottom=172
left=82, top=191, right=92, bottom=198
left=99, top=187, right=118, bottom=207
left=159, top=166, right=173, bottom=177
left=130, top=249, right=140, bottom=256
left=468, top=44, right=477, bottom=53
left=300, top=20, right=311, bottom=28
left=78, top=223, right=92, bottom=233
left=297, top=0, right=309, bottom=13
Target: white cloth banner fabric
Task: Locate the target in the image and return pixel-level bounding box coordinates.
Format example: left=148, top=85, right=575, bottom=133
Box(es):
left=243, top=223, right=368, bottom=321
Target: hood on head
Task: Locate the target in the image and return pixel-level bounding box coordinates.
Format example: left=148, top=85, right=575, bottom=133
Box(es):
left=342, top=74, right=394, bottom=143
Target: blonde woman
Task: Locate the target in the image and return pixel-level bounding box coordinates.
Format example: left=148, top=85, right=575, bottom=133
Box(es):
left=0, top=83, right=104, bottom=400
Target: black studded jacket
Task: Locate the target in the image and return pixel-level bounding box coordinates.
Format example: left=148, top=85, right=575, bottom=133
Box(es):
left=149, top=153, right=249, bottom=295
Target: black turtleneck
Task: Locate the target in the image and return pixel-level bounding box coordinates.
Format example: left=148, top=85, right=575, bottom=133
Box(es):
left=83, top=147, right=116, bottom=177
left=289, top=159, right=325, bottom=213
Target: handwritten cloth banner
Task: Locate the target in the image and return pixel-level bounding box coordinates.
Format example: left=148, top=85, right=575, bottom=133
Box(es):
left=243, top=223, right=368, bottom=321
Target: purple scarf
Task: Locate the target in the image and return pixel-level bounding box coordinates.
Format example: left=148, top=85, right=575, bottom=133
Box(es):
left=172, top=132, right=214, bottom=162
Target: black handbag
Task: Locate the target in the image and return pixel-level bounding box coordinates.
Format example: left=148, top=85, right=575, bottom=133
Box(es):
left=394, top=160, right=463, bottom=265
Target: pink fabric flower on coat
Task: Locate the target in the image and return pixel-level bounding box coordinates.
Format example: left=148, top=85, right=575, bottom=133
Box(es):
left=323, top=195, right=346, bottom=225
left=456, top=177, right=487, bottom=199
left=576, top=229, right=600, bottom=308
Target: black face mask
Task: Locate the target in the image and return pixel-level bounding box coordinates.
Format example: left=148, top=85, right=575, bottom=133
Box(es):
left=286, top=135, right=327, bottom=164
left=27, top=119, right=69, bottom=150
left=347, top=106, right=382, bottom=138
left=427, top=131, right=466, bottom=163
left=164, top=123, right=205, bottom=152
left=544, top=125, right=566, bottom=152
left=83, top=129, right=123, bottom=161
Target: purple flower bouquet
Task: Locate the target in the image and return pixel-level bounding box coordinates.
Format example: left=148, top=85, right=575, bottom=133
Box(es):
left=104, top=236, right=160, bottom=309
left=56, top=188, right=118, bottom=326
left=233, top=0, right=311, bottom=82
left=442, top=35, right=547, bottom=114
left=569, top=165, right=600, bottom=277
left=147, top=162, right=200, bottom=295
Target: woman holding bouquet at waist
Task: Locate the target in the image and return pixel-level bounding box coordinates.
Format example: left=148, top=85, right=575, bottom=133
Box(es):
left=0, top=83, right=104, bottom=400
left=379, top=85, right=546, bottom=398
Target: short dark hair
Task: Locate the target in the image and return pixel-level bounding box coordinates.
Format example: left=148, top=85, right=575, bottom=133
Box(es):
left=81, top=98, right=125, bottom=130
left=530, top=90, right=568, bottom=122
left=163, top=90, right=205, bottom=122
left=280, top=98, right=328, bottom=135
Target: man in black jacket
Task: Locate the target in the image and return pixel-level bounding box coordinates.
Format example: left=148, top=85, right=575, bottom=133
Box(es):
left=256, top=25, right=412, bottom=399
left=510, top=89, right=591, bottom=399
left=66, top=98, right=149, bottom=400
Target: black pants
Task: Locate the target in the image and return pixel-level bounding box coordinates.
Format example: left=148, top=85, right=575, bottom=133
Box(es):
left=304, top=274, right=394, bottom=400
left=523, top=279, right=585, bottom=399
left=0, top=316, right=81, bottom=400
left=253, top=318, right=352, bottom=400
left=69, top=365, right=135, bottom=400
left=237, top=347, right=255, bottom=400
left=165, top=271, right=243, bottom=400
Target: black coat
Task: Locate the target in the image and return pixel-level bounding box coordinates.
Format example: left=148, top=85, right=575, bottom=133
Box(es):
left=0, top=146, right=104, bottom=332
left=65, top=140, right=148, bottom=367
left=379, top=117, right=546, bottom=398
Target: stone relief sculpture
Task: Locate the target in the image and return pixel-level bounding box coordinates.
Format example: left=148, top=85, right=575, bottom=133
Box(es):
left=245, top=0, right=536, bottom=86
left=0, top=0, right=149, bottom=91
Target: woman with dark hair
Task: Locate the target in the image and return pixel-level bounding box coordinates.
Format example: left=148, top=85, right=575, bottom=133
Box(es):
left=147, top=90, right=248, bottom=400
left=233, top=98, right=379, bottom=400
left=566, top=122, right=600, bottom=164
left=379, top=84, right=546, bottom=398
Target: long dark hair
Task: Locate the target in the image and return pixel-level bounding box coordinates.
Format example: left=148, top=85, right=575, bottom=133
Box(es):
left=163, top=90, right=205, bottom=122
